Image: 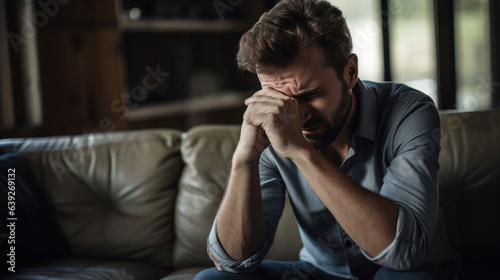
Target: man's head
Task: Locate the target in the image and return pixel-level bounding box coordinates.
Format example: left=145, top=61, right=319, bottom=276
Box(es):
left=237, top=0, right=352, bottom=80
left=238, top=0, right=358, bottom=149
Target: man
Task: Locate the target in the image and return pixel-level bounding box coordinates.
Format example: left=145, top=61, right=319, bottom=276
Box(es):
left=194, top=0, right=459, bottom=279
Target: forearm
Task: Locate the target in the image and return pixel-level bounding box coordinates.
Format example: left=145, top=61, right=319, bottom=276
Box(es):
left=216, top=154, right=266, bottom=261
left=293, top=146, right=397, bottom=257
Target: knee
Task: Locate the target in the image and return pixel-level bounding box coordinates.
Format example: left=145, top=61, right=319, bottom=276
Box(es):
left=193, top=267, right=227, bottom=280
left=373, top=264, right=447, bottom=280
left=373, top=266, right=397, bottom=279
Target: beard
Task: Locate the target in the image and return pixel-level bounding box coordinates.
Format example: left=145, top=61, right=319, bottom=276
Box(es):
left=302, top=82, right=353, bottom=149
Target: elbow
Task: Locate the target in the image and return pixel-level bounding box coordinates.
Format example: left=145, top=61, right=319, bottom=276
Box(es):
left=364, top=231, right=430, bottom=271
left=220, top=235, right=266, bottom=263
left=364, top=227, right=397, bottom=258
left=375, top=239, right=428, bottom=271
left=375, top=204, right=435, bottom=271
left=207, top=243, right=266, bottom=273
left=207, top=220, right=272, bottom=273
left=226, top=248, right=259, bottom=263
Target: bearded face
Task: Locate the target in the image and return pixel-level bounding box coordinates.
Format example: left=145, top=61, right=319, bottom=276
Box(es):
left=301, top=81, right=353, bottom=149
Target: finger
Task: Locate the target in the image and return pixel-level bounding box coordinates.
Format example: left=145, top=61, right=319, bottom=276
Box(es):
left=257, top=87, right=292, bottom=99
left=245, top=95, right=287, bottom=107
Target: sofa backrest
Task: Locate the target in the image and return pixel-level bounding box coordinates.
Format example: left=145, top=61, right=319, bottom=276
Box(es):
left=438, top=110, right=500, bottom=262
left=1, top=110, right=499, bottom=269
left=0, top=130, right=184, bottom=268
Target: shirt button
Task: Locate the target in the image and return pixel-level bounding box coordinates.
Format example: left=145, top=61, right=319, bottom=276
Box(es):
left=345, top=240, right=353, bottom=248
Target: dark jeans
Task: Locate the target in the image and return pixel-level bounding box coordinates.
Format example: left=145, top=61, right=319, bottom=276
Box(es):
left=193, top=260, right=458, bottom=280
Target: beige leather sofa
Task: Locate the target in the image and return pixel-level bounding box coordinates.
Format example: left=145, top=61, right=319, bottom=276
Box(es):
left=0, top=110, right=498, bottom=279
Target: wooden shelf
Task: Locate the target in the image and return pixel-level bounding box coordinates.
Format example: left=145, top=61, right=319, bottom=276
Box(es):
left=115, top=0, right=269, bottom=130
left=128, top=92, right=252, bottom=121
left=119, top=19, right=252, bottom=33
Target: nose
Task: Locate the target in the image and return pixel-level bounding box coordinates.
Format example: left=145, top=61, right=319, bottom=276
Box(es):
left=298, top=101, right=312, bottom=127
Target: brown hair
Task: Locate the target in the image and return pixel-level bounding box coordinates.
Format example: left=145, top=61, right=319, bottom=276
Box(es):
left=237, top=0, right=352, bottom=79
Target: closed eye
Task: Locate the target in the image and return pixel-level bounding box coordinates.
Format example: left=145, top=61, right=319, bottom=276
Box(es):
left=295, top=89, right=322, bottom=102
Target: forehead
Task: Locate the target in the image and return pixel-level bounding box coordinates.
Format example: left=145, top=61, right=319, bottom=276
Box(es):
left=257, top=44, right=334, bottom=92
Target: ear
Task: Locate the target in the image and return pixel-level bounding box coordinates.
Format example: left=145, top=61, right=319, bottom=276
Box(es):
left=343, top=54, right=358, bottom=89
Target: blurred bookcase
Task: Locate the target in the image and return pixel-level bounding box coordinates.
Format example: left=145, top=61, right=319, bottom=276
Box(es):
left=116, top=0, right=274, bottom=130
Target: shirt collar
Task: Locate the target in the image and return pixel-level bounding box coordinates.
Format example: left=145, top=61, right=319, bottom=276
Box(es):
left=352, top=79, right=378, bottom=142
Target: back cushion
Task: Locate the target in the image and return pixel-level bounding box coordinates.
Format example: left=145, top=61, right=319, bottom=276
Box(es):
left=173, top=125, right=302, bottom=268
left=438, top=111, right=500, bottom=258
left=0, top=129, right=183, bottom=268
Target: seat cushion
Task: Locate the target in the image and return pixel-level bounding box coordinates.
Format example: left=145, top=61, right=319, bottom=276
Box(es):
left=0, top=129, right=184, bottom=268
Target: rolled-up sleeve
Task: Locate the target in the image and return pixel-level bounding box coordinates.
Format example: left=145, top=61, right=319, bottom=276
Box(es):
left=206, top=148, right=287, bottom=273
left=362, top=96, right=441, bottom=271
left=207, top=218, right=274, bottom=273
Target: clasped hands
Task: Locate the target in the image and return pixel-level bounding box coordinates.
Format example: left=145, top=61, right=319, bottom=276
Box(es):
left=235, top=88, right=310, bottom=162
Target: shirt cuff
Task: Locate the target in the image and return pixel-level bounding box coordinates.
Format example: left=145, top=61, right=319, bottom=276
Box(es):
left=207, top=218, right=272, bottom=273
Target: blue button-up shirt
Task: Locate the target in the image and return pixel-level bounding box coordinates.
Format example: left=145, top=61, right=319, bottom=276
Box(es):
left=207, top=80, right=458, bottom=279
